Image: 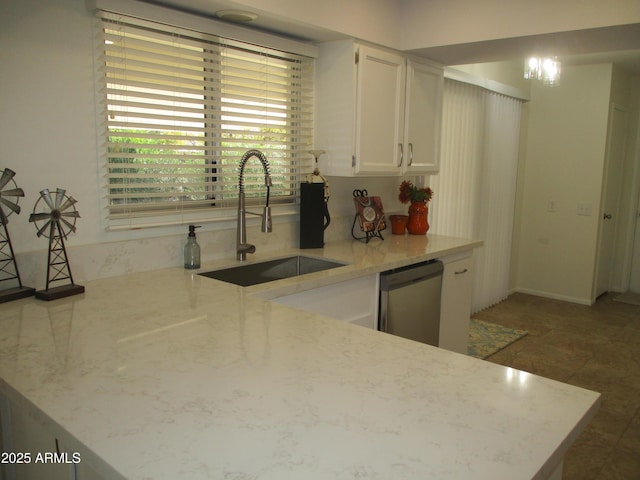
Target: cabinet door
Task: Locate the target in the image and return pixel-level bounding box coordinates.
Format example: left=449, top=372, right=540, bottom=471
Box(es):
left=403, top=60, right=443, bottom=174
left=439, top=253, right=473, bottom=354
left=273, top=275, right=379, bottom=329
left=4, top=399, right=71, bottom=480
left=354, top=45, right=406, bottom=175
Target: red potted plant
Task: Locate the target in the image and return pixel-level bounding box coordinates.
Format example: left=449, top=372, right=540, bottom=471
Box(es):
left=398, top=180, right=433, bottom=235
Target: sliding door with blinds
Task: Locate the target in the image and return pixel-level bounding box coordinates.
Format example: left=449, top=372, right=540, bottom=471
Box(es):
left=429, top=78, right=523, bottom=312
left=96, top=13, right=314, bottom=229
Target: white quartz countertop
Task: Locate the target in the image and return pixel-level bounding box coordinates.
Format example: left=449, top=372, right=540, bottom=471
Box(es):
left=0, top=235, right=600, bottom=479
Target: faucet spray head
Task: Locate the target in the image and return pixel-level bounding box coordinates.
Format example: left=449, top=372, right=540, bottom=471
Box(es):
left=262, top=172, right=272, bottom=232
left=261, top=205, right=272, bottom=232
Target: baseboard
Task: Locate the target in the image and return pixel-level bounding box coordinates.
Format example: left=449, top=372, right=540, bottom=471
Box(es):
left=510, top=287, right=593, bottom=306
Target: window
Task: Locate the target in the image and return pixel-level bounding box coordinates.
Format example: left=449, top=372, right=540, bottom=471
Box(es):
left=96, top=12, right=314, bottom=229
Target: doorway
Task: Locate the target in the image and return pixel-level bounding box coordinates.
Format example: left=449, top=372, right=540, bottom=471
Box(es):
left=595, top=104, right=628, bottom=298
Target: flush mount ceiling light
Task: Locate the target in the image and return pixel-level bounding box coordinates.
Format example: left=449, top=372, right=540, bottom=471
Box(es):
left=215, top=9, right=259, bottom=23
left=524, top=56, right=561, bottom=87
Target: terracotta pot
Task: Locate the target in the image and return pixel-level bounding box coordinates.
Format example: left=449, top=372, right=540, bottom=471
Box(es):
left=389, top=215, right=408, bottom=235
left=407, top=202, right=429, bottom=235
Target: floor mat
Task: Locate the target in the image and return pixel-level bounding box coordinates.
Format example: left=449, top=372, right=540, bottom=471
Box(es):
left=467, top=319, right=528, bottom=359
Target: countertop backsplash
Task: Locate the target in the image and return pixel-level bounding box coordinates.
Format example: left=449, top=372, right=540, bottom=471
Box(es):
left=13, top=175, right=414, bottom=290
left=13, top=213, right=360, bottom=290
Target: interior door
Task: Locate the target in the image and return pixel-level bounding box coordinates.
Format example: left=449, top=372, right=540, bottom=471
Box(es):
left=595, top=104, right=628, bottom=298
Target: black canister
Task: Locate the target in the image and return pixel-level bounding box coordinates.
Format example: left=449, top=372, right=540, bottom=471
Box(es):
left=300, top=182, right=329, bottom=248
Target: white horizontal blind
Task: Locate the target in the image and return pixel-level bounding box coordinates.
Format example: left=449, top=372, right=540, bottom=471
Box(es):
left=96, top=13, right=314, bottom=228
left=429, top=79, right=522, bottom=312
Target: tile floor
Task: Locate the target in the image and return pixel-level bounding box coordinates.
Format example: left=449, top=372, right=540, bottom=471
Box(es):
left=474, top=292, right=640, bottom=480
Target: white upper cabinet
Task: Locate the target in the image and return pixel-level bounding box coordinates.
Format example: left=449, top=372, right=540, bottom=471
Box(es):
left=354, top=45, right=406, bottom=175
left=315, top=39, right=443, bottom=176
left=403, top=59, right=443, bottom=174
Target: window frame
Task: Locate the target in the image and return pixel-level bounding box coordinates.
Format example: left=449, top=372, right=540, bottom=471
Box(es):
left=93, top=7, right=315, bottom=230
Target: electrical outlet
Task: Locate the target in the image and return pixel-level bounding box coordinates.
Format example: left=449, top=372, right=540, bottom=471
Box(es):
left=577, top=203, right=592, bottom=216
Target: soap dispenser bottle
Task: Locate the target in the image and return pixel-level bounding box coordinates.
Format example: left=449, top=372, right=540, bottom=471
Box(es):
left=184, top=225, right=201, bottom=269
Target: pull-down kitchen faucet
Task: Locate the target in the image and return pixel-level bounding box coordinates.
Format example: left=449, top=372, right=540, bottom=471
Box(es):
left=237, top=149, right=272, bottom=261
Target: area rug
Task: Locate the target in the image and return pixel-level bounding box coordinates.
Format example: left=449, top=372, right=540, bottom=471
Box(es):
left=467, top=319, right=528, bottom=359
left=613, top=291, right=640, bottom=306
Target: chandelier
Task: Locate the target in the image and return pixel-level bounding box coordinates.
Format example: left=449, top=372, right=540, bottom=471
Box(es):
left=524, top=56, right=561, bottom=86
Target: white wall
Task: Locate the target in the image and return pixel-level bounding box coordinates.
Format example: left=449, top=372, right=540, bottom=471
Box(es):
left=514, top=64, right=613, bottom=304
left=453, top=60, right=531, bottom=94
left=399, top=0, right=640, bottom=50
left=0, top=0, right=406, bottom=290
left=225, top=0, right=640, bottom=54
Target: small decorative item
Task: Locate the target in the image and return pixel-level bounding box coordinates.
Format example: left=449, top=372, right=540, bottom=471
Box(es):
left=0, top=168, right=36, bottom=302
left=389, top=214, right=408, bottom=235
left=398, top=180, right=433, bottom=235
left=352, top=189, right=386, bottom=243
left=29, top=188, right=84, bottom=301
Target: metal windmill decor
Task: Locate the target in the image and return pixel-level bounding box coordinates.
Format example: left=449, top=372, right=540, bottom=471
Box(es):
left=29, top=188, right=84, bottom=301
left=0, top=168, right=35, bottom=302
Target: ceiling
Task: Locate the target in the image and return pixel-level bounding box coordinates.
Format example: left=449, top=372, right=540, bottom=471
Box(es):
left=142, top=0, right=640, bottom=74
left=408, top=24, right=640, bottom=74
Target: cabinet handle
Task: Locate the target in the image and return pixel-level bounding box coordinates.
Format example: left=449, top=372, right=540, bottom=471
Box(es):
left=454, top=268, right=468, bottom=275
left=398, top=143, right=403, bottom=167
left=408, top=143, right=413, bottom=166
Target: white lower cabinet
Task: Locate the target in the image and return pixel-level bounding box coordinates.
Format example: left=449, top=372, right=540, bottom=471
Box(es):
left=273, top=253, right=474, bottom=355
left=1, top=396, right=69, bottom=480
left=438, top=252, right=474, bottom=354
left=273, top=274, right=379, bottom=329
left=0, top=394, right=103, bottom=480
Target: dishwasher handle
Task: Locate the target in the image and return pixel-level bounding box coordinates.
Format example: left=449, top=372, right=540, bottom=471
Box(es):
left=379, top=260, right=443, bottom=291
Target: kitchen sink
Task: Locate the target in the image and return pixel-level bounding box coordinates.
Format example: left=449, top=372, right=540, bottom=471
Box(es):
left=199, top=255, right=347, bottom=287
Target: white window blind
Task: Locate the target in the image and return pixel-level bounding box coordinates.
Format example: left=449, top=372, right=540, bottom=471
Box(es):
left=96, top=12, right=314, bottom=229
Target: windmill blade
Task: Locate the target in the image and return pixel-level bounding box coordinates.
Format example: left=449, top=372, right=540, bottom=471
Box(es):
left=0, top=207, right=8, bottom=225
left=36, top=219, right=52, bottom=238
left=60, top=210, right=81, bottom=218
left=58, top=196, right=77, bottom=212
left=0, top=187, right=24, bottom=198
left=40, top=189, right=54, bottom=210
left=54, top=188, right=66, bottom=209
left=0, top=197, right=21, bottom=215
left=29, top=211, right=52, bottom=223
left=0, top=168, right=16, bottom=191
left=59, top=217, right=77, bottom=235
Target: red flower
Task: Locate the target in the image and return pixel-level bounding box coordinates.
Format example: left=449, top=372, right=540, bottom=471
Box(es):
left=398, top=180, right=433, bottom=204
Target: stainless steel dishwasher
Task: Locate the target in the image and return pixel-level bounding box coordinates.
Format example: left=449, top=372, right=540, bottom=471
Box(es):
left=379, top=260, right=444, bottom=346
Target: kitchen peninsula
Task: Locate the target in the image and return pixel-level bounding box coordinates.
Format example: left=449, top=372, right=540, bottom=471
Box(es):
left=0, top=235, right=599, bottom=480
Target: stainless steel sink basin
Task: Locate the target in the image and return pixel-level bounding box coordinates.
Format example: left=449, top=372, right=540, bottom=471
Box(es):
left=199, top=255, right=347, bottom=287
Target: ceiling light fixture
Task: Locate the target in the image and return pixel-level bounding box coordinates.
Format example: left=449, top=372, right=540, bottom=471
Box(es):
left=215, top=9, right=259, bottom=23
left=524, top=56, right=561, bottom=87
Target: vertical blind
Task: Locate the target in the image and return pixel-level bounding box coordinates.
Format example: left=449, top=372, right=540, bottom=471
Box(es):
left=429, top=79, right=522, bottom=312
left=96, top=13, right=314, bottom=228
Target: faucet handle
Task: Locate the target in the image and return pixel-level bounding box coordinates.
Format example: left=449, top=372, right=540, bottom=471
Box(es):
left=238, top=243, right=256, bottom=255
